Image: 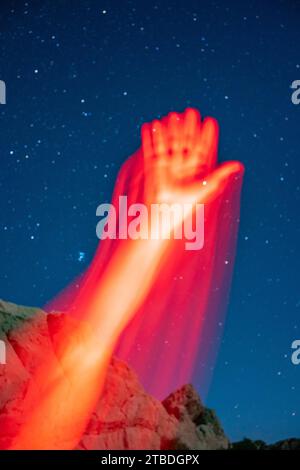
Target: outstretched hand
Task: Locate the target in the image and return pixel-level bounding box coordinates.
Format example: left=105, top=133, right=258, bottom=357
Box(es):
left=141, top=108, right=244, bottom=207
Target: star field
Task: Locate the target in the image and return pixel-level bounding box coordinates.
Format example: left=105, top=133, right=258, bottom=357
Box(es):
left=0, top=0, right=300, bottom=442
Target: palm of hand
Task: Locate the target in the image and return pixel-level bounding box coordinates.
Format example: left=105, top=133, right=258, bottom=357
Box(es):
left=141, top=108, right=243, bottom=208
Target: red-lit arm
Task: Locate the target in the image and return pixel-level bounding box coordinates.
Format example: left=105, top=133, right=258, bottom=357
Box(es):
left=9, top=108, right=244, bottom=450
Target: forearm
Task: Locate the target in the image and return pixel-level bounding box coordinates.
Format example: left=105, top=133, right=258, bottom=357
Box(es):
left=86, top=237, right=168, bottom=344
left=9, top=237, right=167, bottom=449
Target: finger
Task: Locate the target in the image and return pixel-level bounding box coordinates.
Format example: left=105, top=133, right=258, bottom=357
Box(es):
left=161, top=114, right=170, bottom=128
left=141, top=123, right=153, bottom=161
left=180, top=108, right=202, bottom=174
left=166, top=112, right=182, bottom=159
left=182, top=108, right=201, bottom=156
left=151, top=120, right=166, bottom=160
left=194, top=117, right=219, bottom=173
left=199, top=161, right=244, bottom=203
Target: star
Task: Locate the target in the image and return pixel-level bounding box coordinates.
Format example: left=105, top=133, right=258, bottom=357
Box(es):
left=78, top=251, right=86, bottom=262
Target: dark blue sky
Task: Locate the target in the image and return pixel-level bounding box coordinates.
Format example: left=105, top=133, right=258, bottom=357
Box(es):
left=1, top=0, right=300, bottom=443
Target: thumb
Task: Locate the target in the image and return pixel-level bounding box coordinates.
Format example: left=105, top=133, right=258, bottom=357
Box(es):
left=198, top=161, right=245, bottom=204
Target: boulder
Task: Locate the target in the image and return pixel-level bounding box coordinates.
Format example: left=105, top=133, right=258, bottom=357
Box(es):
left=0, top=299, right=229, bottom=450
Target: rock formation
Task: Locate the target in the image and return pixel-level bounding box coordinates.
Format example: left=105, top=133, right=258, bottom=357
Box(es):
left=0, top=299, right=229, bottom=450
left=232, top=438, right=300, bottom=451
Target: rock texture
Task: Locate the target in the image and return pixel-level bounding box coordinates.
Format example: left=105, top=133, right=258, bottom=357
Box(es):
left=162, top=385, right=229, bottom=450
left=0, top=299, right=229, bottom=450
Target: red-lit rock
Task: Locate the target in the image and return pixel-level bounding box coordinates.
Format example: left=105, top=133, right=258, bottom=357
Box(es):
left=0, top=300, right=229, bottom=450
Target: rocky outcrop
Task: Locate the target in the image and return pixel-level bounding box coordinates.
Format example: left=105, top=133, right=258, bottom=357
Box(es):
left=0, top=299, right=229, bottom=450
left=162, top=384, right=229, bottom=450
left=270, top=439, right=300, bottom=450
left=232, top=438, right=300, bottom=451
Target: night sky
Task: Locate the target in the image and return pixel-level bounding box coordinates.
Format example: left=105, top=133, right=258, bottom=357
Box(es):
left=1, top=0, right=300, bottom=443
